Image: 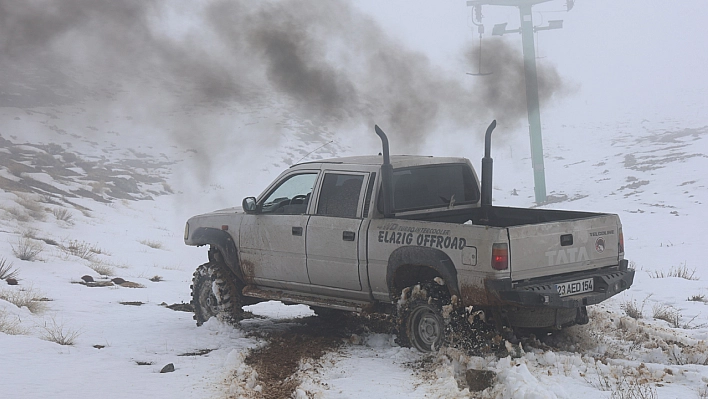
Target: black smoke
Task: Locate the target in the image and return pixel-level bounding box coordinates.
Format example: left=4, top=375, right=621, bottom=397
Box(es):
left=0, top=0, right=568, bottom=155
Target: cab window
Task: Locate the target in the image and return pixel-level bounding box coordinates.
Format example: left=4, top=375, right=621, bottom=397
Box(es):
left=260, top=173, right=318, bottom=215
left=316, top=173, right=364, bottom=218
left=384, top=164, right=479, bottom=212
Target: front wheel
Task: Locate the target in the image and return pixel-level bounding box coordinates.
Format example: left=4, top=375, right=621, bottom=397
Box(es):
left=191, top=262, right=243, bottom=326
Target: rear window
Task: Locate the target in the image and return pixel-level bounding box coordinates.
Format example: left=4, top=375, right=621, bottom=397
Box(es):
left=379, top=163, right=479, bottom=212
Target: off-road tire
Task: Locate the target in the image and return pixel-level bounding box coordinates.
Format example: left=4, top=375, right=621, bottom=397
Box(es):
left=191, top=261, right=243, bottom=326
left=396, top=282, right=450, bottom=352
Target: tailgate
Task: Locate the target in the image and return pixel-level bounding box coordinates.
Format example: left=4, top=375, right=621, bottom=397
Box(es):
left=507, top=214, right=621, bottom=281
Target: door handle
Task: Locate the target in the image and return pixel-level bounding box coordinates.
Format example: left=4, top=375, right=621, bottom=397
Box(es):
left=342, top=231, right=356, bottom=241
left=292, top=226, right=303, bottom=236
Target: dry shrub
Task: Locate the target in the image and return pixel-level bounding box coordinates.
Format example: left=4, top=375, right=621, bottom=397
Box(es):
left=0, top=257, right=19, bottom=280
left=52, top=207, right=73, bottom=223
left=652, top=304, right=681, bottom=328
left=2, top=206, right=30, bottom=222
left=87, top=259, right=114, bottom=276
left=0, top=309, right=30, bottom=335
left=11, top=236, right=44, bottom=261
left=0, top=286, right=46, bottom=313
left=688, top=294, right=707, bottom=302
left=15, top=194, right=46, bottom=221
left=622, top=299, right=646, bottom=320
left=609, top=373, right=657, bottom=399
left=40, top=317, right=81, bottom=345
left=61, top=240, right=105, bottom=261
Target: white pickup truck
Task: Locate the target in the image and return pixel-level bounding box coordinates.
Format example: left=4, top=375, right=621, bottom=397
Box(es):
left=184, top=122, right=634, bottom=352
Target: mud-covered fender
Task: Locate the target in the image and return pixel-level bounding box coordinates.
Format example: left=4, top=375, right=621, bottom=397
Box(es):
left=386, top=246, right=460, bottom=300
left=190, top=227, right=243, bottom=281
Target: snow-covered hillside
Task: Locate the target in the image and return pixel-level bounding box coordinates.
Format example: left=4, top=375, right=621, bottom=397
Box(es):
left=2, top=1, right=708, bottom=398
left=2, top=98, right=708, bottom=399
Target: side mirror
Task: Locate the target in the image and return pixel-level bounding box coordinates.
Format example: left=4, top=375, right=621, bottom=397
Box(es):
left=242, top=197, right=257, bottom=214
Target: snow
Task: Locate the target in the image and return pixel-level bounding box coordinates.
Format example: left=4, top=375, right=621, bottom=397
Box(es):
left=2, top=1, right=708, bottom=398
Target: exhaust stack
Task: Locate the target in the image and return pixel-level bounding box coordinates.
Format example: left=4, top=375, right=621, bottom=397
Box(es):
left=375, top=125, right=394, bottom=218
left=481, top=120, right=497, bottom=208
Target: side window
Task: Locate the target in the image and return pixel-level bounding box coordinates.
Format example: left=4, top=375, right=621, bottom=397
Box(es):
left=389, top=164, right=479, bottom=212
left=316, top=173, right=365, bottom=218
left=260, top=173, right=318, bottom=215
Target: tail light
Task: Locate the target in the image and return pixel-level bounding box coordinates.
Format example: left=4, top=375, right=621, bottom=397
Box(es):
left=491, top=243, right=509, bottom=270
left=618, top=228, right=624, bottom=254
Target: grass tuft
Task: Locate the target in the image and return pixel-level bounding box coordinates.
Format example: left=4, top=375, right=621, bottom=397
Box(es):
left=87, top=259, right=115, bottom=276
left=648, top=263, right=698, bottom=280
left=52, top=208, right=73, bottom=223
left=688, top=294, right=707, bottom=302
left=652, top=303, right=682, bottom=328
left=16, top=194, right=46, bottom=221
left=61, top=240, right=105, bottom=261
left=0, top=309, right=30, bottom=335
left=2, top=206, right=30, bottom=222
left=0, top=286, right=46, bottom=313
left=622, top=294, right=651, bottom=320
left=40, top=317, right=81, bottom=345
left=11, top=237, right=44, bottom=261
left=0, top=257, right=19, bottom=281
left=609, top=373, right=657, bottom=399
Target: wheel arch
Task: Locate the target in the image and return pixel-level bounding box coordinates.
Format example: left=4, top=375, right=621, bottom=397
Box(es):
left=190, top=227, right=243, bottom=281
left=386, top=246, right=459, bottom=301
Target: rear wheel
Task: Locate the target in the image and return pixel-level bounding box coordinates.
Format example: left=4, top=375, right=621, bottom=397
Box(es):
left=191, top=262, right=243, bottom=326
left=396, top=283, right=450, bottom=352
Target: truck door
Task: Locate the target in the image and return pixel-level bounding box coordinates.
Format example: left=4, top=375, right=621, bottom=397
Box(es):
left=306, top=172, right=367, bottom=292
left=239, top=172, right=318, bottom=291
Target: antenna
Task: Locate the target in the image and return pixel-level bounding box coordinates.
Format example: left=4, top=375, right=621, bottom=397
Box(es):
left=293, top=140, right=334, bottom=165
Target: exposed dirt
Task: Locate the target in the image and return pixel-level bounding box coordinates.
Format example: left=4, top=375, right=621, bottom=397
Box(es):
left=178, top=348, right=214, bottom=357
left=243, top=318, right=345, bottom=399
left=164, top=302, right=194, bottom=312
left=232, top=312, right=400, bottom=399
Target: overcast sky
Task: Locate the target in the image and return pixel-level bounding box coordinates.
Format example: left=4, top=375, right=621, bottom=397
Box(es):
left=355, top=0, right=708, bottom=125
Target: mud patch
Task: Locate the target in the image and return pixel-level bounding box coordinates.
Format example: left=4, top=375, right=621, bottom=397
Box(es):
left=178, top=348, right=214, bottom=357
left=243, top=318, right=345, bottom=399
left=164, top=302, right=194, bottom=312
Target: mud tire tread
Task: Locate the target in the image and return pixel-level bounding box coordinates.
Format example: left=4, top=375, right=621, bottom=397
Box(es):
left=395, top=282, right=450, bottom=352
left=191, top=261, right=244, bottom=326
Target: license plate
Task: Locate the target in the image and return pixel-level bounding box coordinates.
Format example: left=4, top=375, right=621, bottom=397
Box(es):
left=556, top=278, right=594, bottom=297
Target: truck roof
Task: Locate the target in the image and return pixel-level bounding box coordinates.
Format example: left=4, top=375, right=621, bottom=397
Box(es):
left=293, top=155, right=471, bottom=169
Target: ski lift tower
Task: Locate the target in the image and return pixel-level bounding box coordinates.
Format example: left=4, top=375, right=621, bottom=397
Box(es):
left=467, top=0, right=566, bottom=204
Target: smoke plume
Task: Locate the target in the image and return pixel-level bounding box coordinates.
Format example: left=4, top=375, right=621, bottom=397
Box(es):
left=0, top=0, right=568, bottom=158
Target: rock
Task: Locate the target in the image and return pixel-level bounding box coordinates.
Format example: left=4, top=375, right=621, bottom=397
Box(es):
left=111, top=277, right=126, bottom=285
left=6, top=278, right=18, bottom=285
left=465, top=369, right=496, bottom=392
left=160, top=363, right=175, bottom=373
left=81, top=275, right=94, bottom=283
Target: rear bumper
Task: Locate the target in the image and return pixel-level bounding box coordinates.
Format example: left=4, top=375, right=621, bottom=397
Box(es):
left=487, top=260, right=635, bottom=309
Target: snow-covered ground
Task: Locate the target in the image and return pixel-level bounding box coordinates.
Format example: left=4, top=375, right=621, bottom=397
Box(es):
left=4, top=102, right=708, bottom=399
left=2, top=1, right=708, bottom=398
